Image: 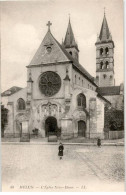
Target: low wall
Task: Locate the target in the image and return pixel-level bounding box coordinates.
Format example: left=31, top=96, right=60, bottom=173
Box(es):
left=109, top=131, right=124, bottom=139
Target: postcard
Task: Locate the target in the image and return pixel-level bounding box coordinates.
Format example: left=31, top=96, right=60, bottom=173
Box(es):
left=1, top=0, right=125, bottom=192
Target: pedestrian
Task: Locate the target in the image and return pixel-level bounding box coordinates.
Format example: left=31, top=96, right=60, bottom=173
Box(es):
left=58, top=142, right=64, bottom=160
left=97, top=138, right=101, bottom=147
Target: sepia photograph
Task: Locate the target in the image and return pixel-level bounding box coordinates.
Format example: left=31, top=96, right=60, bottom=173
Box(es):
left=0, top=0, right=125, bottom=192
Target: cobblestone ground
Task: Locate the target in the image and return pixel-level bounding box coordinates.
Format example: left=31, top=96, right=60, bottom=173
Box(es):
left=1, top=144, right=125, bottom=192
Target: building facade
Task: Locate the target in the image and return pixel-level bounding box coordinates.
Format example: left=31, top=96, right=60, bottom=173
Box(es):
left=3, top=14, right=123, bottom=141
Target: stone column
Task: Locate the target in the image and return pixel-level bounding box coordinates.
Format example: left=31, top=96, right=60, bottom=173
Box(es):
left=61, top=118, right=73, bottom=139
left=20, top=120, right=30, bottom=142
left=86, top=118, right=90, bottom=138
left=64, top=68, right=71, bottom=100
left=63, top=68, right=71, bottom=115
left=89, top=98, right=97, bottom=138
left=26, top=69, right=33, bottom=111
left=96, top=98, right=105, bottom=139
left=4, top=102, right=14, bottom=137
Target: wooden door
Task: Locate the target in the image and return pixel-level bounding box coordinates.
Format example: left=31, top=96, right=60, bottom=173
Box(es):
left=78, top=120, right=86, bottom=137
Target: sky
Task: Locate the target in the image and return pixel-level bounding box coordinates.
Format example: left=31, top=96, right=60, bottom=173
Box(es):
left=1, top=0, right=124, bottom=92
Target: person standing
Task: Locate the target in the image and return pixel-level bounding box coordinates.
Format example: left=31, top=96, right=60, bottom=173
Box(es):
left=97, top=138, right=101, bottom=147
left=58, top=142, right=64, bottom=160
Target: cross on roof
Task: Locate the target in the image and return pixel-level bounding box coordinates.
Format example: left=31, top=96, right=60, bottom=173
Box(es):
left=46, top=21, right=52, bottom=31
left=104, top=7, right=106, bottom=15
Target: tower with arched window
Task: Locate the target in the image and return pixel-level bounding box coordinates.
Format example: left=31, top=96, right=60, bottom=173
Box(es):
left=95, top=13, right=115, bottom=87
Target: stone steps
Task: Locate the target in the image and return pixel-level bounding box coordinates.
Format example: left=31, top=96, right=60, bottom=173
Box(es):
left=48, top=135, right=58, bottom=142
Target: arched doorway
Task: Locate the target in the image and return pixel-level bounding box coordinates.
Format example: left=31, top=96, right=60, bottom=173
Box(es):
left=45, top=117, right=57, bottom=136
left=78, top=120, right=86, bottom=137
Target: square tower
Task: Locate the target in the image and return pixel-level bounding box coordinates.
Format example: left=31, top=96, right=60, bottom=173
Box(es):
left=95, top=13, right=115, bottom=87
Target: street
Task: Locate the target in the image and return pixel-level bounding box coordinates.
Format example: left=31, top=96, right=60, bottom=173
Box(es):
left=1, top=144, right=125, bottom=192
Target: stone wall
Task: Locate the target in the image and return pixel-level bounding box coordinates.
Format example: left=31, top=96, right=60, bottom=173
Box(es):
left=72, top=68, right=96, bottom=91
left=89, top=98, right=97, bottom=138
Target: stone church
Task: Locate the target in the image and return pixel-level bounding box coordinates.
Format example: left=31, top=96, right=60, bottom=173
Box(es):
left=2, top=13, right=123, bottom=141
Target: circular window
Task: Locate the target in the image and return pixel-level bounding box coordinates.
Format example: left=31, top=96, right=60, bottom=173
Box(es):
left=39, top=71, right=61, bottom=97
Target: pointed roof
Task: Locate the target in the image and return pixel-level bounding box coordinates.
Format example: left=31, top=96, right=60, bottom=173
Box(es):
left=64, top=18, right=78, bottom=50
left=99, top=13, right=111, bottom=41
left=29, top=30, right=70, bottom=66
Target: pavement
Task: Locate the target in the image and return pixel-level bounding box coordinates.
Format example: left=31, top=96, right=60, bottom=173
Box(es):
left=1, top=137, right=125, bottom=146
left=1, top=144, right=125, bottom=192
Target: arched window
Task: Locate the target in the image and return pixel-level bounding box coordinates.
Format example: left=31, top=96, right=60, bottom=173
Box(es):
left=105, top=47, right=109, bottom=55
left=100, top=48, right=103, bottom=55
left=75, top=75, right=76, bottom=84
left=82, top=80, right=83, bottom=86
left=103, top=74, right=107, bottom=79
left=69, top=51, right=72, bottom=56
left=106, top=61, right=109, bottom=69
left=100, top=61, right=103, bottom=69
left=77, top=93, right=86, bottom=109
left=17, top=98, right=25, bottom=110
left=46, top=46, right=52, bottom=53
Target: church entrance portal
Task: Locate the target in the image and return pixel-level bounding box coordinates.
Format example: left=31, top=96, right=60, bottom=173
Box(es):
left=78, top=120, right=86, bottom=137
left=45, top=117, right=57, bottom=137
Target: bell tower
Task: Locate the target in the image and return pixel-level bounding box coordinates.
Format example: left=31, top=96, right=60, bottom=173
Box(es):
left=95, top=12, right=115, bottom=87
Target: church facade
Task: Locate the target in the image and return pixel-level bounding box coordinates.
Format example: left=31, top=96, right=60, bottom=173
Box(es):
left=3, top=14, right=122, bottom=141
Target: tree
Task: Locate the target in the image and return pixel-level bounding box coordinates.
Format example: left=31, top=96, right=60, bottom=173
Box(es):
left=104, top=106, right=124, bottom=131
left=1, top=105, right=8, bottom=137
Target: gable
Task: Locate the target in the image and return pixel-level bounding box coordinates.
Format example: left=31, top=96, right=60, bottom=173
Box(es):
left=28, top=30, right=97, bottom=87
left=8, top=87, right=27, bottom=102
left=29, top=31, right=70, bottom=66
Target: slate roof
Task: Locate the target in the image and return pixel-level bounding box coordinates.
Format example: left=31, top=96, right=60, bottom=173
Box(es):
left=29, top=30, right=70, bottom=66
left=99, top=14, right=111, bottom=41
left=95, top=14, right=114, bottom=46
left=97, top=86, right=120, bottom=96
left=1, top=86, right=22, bottom=97
left=64, top=18, right=78, bottom=50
